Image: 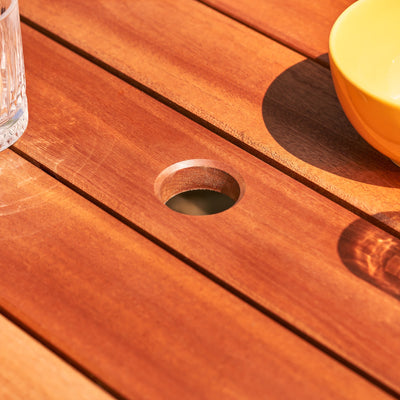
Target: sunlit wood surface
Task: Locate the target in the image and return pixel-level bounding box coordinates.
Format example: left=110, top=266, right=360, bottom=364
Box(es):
left=1, top=0, right=399, bottom=398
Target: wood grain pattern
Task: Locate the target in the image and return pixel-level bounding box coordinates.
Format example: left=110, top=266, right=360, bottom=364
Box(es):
left=14, top=24, right=400, bottom=394
left=200, top=0, right=355, bottom=60
left=0, top=314, right=114, bottom=400
left=0, top=153, right=388, bottom=399
left=19, top=0, right=400, bottom=235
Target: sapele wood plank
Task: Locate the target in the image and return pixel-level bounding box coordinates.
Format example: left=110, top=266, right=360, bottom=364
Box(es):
left=19, top=0, right=400, bottom=235
left=0, top=314, right=115, bottom=400
left=200, top=0, right=355, bottom=61
left=14, top=24, right=400, bottom=394
left=0, top=153, right=387, bottom=400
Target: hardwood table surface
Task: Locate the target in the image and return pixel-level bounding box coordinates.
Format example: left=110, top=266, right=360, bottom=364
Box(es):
left=2, top=0, right=400, bottom=399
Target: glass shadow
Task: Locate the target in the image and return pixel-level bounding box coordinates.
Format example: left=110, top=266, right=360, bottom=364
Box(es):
left=338, top=212, right=400, bottom=300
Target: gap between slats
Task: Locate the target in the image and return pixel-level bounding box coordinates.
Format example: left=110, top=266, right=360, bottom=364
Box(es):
left=18, top=16, right=400, bottom=245
left=0, top=278, right=126, bottom=400
left=2, top=148, right=393, bottom=400
left=0, top=310, right=119, bottom=400
left=194, top=0, right=330, bottom=68
left=11, top=14, right=400, bottom=400
left=10, top=125, right=400, bottom=400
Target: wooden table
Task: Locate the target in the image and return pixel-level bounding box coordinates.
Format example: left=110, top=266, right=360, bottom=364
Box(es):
left=2, top=0, right=400, bottom=398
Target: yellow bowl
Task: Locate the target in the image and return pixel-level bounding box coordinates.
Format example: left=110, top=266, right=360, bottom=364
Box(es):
left=329, top=0, right=400, bottom=164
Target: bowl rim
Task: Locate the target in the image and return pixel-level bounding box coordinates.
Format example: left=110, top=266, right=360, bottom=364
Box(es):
left=329, top=0, right=400, bottom=108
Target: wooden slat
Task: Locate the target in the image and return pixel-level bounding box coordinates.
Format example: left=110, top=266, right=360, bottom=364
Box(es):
left=200, top=0, right=355, bottom=60
left=14, top=24, right=400, bottom=394
left=0, top=314, right=114, bottom=400
left=0, top=153, right=388, bottom=399
left=19, top=0, right=400, bottom=236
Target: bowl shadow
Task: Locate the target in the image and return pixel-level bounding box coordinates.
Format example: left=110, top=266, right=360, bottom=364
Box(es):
left=262, top=54, right=400, bottom=187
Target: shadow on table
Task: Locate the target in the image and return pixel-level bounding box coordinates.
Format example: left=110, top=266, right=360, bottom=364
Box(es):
left=262, top=54, right=400, bottom=186
left=338, top=212, right=400, bottom=300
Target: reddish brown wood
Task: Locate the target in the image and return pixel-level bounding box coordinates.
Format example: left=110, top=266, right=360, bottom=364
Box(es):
left=19, top=0, right=400, bottom=235
left=13, top=24, right=400, bottom=394
left=0, top=314, right=114, bottom=400
left=201, top=0, right=355, bottom=60
left=0, top=153, right=387, bottom=399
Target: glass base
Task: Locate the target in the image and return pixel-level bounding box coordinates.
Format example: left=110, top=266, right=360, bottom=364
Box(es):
left=0, top=103, right=28, bottom=151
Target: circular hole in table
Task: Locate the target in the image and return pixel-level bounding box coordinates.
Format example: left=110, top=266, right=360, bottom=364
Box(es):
left=154, top=159, right=245, bottom=216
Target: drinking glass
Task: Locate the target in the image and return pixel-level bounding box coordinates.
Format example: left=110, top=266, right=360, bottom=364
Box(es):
left=0, top=0, right=27, bottom=151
